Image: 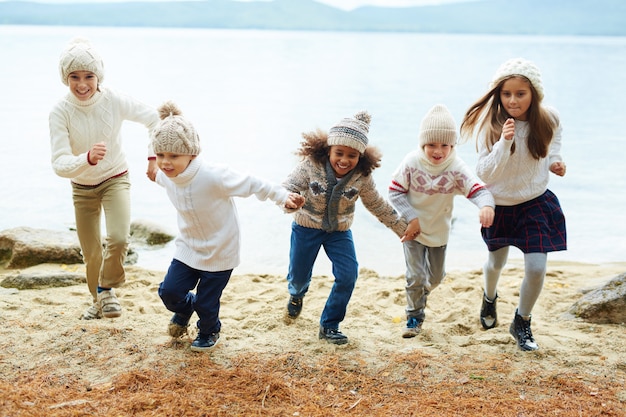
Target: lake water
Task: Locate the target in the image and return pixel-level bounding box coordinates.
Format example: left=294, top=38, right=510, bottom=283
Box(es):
left=1, top=25, right=625, bottom=277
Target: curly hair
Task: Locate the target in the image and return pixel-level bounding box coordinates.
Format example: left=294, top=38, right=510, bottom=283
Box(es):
left=295, top=129, right=381, bottom=177
left=459, top=75, right=556, bottom=159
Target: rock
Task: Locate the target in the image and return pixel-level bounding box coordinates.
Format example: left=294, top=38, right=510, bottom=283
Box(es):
left=130, top=219, right=175, bottom=246
left=568, top=273, right=626, bottom=324
left=1, top=270, right=85, bottom=289
left=0, top=227, right=82, bottom=269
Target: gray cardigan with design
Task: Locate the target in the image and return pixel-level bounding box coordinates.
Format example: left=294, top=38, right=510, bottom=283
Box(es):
left=283, top=158, right=406, bottom=237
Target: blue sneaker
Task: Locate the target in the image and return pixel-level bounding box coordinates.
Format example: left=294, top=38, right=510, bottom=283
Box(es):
left=402, top=317, right=423, bottom=338
left=190, top=332, right=220, bottom=352
left=168, top=314, right=190, bottom=338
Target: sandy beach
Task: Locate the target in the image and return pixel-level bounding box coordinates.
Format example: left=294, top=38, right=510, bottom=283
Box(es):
left=1, top=260, right=625, bottom=416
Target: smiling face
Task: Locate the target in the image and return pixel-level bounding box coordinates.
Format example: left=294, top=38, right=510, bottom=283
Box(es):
left=68, top=70, right=98, bottom=101
left=499, top=76, right=533, bottom=121
left=156, top=152, right=196, bottom=178
left=423, top=143, right=452, bottom=165
left=328, top=145, right=360, bottom=178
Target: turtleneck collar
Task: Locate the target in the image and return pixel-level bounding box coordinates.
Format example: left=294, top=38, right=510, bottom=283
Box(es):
left=168, top=156, right=202, bottom=186
left=417, top=146, right=457, bottom=175
left=66, top=89, right=103, bottom=107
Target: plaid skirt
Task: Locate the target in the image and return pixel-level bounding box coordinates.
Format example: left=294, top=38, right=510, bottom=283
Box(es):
left=481, top=189, right=567, bottom=253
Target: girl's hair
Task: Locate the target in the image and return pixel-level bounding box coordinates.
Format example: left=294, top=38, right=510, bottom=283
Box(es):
left=459, top=75, right=556, bottom=159
left=296, top=128, right=381, bottom=176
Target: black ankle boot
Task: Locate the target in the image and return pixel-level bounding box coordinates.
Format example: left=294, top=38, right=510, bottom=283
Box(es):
left=480, top=292, right=498, bottom=330
left=509, top=309, right=538, bottom=351
left=319, top=327, right=348, bottom=345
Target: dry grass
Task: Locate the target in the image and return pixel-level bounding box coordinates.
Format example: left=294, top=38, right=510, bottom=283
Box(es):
left=1, top=349, right=623, bottom=416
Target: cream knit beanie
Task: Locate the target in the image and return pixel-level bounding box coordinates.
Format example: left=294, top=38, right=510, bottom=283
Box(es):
left=327, top=110, right=371, bottom=154
left=490, top=57, right=544, bottom=101
left=58, top=37, right=105, bottom=86
left=152, top=101, right=201, bottom=155
left=418, top=104, right=457, bottom=148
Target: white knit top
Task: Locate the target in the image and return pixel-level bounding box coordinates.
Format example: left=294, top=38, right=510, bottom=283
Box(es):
left=476, top=108, right=563, bottom=206
left=49, top=87, right=159, bottom=186
left=156, top=157, right=290, bottom=272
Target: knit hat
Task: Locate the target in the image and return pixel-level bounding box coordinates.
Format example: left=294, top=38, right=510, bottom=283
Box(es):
left=152, top=101, right=201, bottom=155
left=327, top=111, right=371, bottom=154
left=490, top=57, right=544, bottom=101
left=58, top=37, right=105, bottom=86
left=418, top=104, right=457, bottom=147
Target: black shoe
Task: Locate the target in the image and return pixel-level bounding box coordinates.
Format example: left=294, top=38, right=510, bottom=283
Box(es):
left=480, top=293, right=498, bottom=330
left=190, top=332, right=220, bottom=352
left=287, top=296, right=303, bottom=318
left=319, top=327, right=348, bottom=345
left=509, top=309, right=538, bottom=351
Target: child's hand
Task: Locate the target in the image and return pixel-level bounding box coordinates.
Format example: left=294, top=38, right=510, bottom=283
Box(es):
left=88, top=142, right=107, bottom=165
left=550, top=161, right=567, bottom=177
left=400, top=218, right=421, bottom=243
left=285, top=193, right=305, bottom=210
left=502, top=118, right=515, bottom=140
left=146, top=159, right=158, bottom=182
left=479, top=206, right=495, bottom=228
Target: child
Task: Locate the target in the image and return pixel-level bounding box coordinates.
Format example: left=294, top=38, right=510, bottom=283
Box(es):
left=389, top=104, right=495, bottom=338
left=151, top=101, right=304, bottom=352
left=283, top=110, right=407, bottom=345
left=49, top=37, right=160, bottom=320
left=460, top=57, right=567, bottom=351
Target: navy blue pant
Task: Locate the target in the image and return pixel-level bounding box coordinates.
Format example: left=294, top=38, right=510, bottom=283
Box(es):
left=158, top=258, right=232, bottom=335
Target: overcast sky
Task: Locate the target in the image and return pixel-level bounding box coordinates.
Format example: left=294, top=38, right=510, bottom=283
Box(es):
left=1, top=0, right=469, bottom=11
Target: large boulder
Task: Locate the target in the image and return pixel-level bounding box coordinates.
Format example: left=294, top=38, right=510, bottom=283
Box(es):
left=0, top=227, right=83, bottom=268
left=568, top=273, right=626, bottom=324
left=130, top=219, right=175, bottom=246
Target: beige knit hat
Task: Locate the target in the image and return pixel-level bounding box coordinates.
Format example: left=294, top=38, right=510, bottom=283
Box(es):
left=490, top=57, right=544, bottom=101
left=327, top=110, right=371, bottom=154
left=58, top=37, right=105, bottom=86
left=152, top=101, right=201, bottom=155
left=418, top=104, right=457, bottom=147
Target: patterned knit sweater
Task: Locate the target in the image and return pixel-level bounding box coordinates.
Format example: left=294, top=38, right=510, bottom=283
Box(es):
left=49, top=87, right=159, bottom=186
left=389, top=148, right=494, bottom=247
left=283, top=158, right=406, bottom=237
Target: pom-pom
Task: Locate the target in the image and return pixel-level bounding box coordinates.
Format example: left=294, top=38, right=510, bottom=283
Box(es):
left=354, top=110, right=371, bottom=126
left=157, top=101, right=182, bottom=120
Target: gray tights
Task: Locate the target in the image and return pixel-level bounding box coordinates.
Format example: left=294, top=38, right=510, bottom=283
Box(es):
left=483, top=247, right=547, bottom=317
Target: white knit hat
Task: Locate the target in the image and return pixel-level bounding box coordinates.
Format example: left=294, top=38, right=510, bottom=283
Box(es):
left=418, top=104, right=457, bottom=147
left=327, top=111, right=371, bottom=154
left=58, top=37, right=105, bottom=86
left=490, top=57, right=544, bottom=101
left=152, top=101, right=201, bottom=155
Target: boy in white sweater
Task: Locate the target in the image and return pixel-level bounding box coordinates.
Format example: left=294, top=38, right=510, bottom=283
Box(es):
left=389, top=104, right=495, bottom=338
left=151, top=101, right=304, bottom=352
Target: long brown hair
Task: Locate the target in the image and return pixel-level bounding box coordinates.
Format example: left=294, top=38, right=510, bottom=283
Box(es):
left=459, top=75, right=556, bottom=159
left=296, top=129, right=382, bottom=177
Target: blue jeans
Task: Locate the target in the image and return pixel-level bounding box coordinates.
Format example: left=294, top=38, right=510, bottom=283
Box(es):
left=158, top=259, right=232, bottom=335
left=286, top=223, right=358, bottom=329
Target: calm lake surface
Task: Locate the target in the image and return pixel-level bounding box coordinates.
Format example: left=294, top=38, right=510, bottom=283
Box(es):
left=1, top=25, right=625, bottom=276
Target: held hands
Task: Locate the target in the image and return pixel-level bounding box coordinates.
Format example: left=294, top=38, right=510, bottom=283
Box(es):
left=88, top=142, right=107, bottom=165
left=285, top=193, right=305, bottom=210
left=146, top=159, right=159, bottom=182
left=479, top=206, right=495, bottom=228
left=550, top=161, right=567, bottom=177
left=400, top=218, right=421, bottom=243
left=502, top=118, right=515, bottom=140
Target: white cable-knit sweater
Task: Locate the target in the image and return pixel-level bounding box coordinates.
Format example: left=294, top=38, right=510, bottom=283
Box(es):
left=156, top=157, right=291, bottom=272
left=49, top=87, right=159, bottom=186
left=476, top=109, right=563, bottom=206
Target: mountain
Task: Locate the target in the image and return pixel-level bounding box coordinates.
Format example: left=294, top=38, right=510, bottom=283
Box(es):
left=0, top=0, right=624, bottom=36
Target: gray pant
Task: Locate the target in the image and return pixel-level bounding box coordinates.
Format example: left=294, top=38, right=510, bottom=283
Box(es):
left=403, top=240, right=447, bottom=321
left=71, top=174, right=131, bottom=302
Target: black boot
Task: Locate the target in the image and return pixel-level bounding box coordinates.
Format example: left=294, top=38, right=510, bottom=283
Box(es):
left=480, top=292, right=498, bottom=330
left=319, top=327, right=348, bottom=345
left=509, top=309, right=539, bottom=351
left=287, top=296, right=303, bottom=318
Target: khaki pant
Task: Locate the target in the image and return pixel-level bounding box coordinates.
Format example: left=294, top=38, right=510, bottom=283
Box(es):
left=72, top=174, right=130, bottom=302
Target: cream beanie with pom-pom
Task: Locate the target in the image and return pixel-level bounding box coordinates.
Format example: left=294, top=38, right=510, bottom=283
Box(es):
left=152, top=101, right=201, bottom=156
